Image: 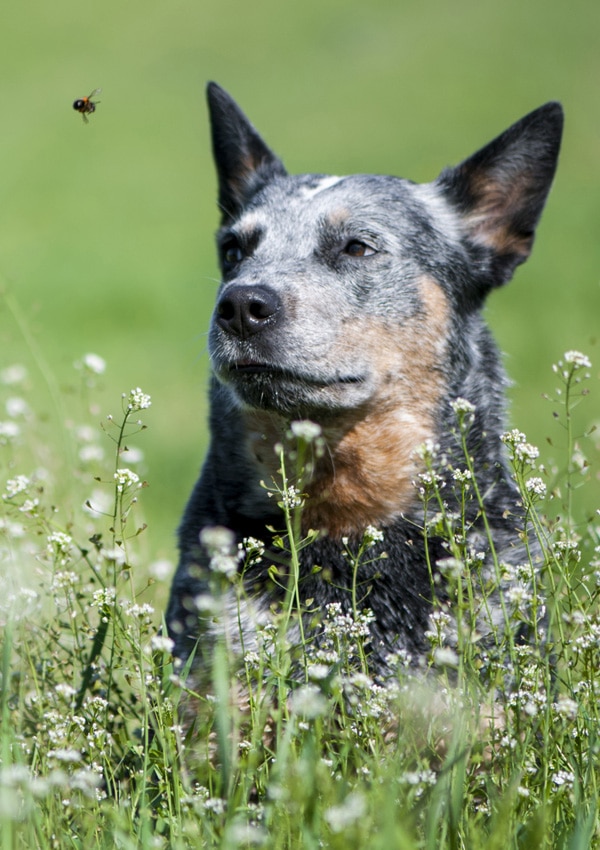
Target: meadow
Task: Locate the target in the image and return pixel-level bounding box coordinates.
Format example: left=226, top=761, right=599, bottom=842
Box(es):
left=0, top=349, right=598, bottom=848
left=1, top=0, right=599, bottom=845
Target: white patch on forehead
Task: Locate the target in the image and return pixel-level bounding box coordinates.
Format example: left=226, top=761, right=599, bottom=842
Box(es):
left=236, top=211, right=262, bottom=231
left=299, top=175, right=344, bottom=199
left=414, top=183, right=462, bottom=243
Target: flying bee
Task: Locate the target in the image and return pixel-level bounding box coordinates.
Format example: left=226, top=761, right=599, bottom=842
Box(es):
left=73, top=88, right=101, bottom=123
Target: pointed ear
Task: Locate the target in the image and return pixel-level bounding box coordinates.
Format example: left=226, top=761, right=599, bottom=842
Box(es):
left=206, top=82, right=287, bottom=223
left=437, top=102, right=563, bottom=286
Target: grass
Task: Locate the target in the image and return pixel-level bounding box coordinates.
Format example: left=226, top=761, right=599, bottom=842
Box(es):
left=0, top=342, right=598, bottom=848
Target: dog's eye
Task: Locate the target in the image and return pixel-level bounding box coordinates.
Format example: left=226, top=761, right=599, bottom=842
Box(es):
left=344, top=240, right=376, bottom=257
left=221, top=240, right=244, bottom=266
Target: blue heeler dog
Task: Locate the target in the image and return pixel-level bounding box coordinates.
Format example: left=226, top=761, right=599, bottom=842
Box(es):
left=167, top=83, right=563, bottom=676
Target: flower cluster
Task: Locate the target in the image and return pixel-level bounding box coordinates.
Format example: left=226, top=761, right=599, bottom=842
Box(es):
left=114, top=468, right=141, bottom=493
left=46, top=531, right=74, bottom=566
left=501, top=429, right=540, bottom=469
left=76, top=353, right=107, bottom=375
left=200, top=526, right=241, bottom=578
left=3, top=474, right=31, bottom=499
left=126, top=387, right=152, bottom=411
left=450, top=397, right=476, bottom=430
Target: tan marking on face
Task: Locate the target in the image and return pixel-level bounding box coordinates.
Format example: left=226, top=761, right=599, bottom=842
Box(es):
left=241, top=277, right=450, bottom=539
left=302, top=277, right=449, bottom=537
left=324, top=207, right=351, bottom=228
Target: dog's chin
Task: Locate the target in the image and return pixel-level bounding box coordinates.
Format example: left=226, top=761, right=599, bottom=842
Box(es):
left=217, top=363, right=368, bottom=415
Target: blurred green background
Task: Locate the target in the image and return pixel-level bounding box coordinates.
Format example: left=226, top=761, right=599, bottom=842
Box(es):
left=0, top=0, right=598, bottom=569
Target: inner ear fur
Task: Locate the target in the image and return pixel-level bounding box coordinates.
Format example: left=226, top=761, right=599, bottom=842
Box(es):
left=437, top=102, right=563, bottom=284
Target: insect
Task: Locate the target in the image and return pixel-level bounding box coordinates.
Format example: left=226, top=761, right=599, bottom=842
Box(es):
left=73, top=88, right=101, bottom=123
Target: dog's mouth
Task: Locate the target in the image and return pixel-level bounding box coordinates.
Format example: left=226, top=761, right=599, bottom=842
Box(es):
left=227, top=360, right=365, bottom=387
left=216, top=358, right=370, bottom=414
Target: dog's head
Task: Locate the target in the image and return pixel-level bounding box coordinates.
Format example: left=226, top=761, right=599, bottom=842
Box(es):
left=205, top=83, right=563, bottom=422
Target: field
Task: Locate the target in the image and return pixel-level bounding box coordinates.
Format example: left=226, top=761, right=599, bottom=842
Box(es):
left=0, top=0, right=599, bottom=846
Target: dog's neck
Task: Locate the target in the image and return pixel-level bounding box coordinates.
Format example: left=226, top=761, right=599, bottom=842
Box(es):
left=242, top=404, right=435, bottom=539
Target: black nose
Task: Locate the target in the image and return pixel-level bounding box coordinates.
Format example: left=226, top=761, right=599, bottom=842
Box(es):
left=215, top=285, right=282, bottom=339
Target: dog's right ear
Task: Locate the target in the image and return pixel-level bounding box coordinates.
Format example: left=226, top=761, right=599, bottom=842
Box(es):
left=207, top=82, right=287, bottom=223
left=436, top=102, right=563, bottom=291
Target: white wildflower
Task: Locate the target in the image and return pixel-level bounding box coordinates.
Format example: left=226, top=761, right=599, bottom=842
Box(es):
left=525, top=477, right=547, bottom=497
left=48, top=749, right=82, bottom=764
left=307, top=663, right=331, bottom=681
left=203, top=797, right=227, bottom=815
left=19, top=498, right=39, bottom=515
left=114, top=468, right=141, bottom=493
left=571, top=448, right=588, bottom=473
left=224, top=823, right=266, bottom=846
left=0, top=421, right=20, bottom=442
left=506, top=583, right=532, bottom=610
left=91, top=587, right=116, bottom=607
left=50, top=571, right=79, bottom=591
left=76, top=425, right=97, bottom=442
left=325, top=792, right=366, bottom=833
left=148, top=559, right=173, bottom=580
left=363, top=525, right=384, bottom=546
left=436, top=557, right=464, bottom=579
left=194, top=594, right=220, bottom=614
left=55, top=683, right=77, bottom=699
left=3, top=475, right=30, bottom=499
left=126, top=387, right=151, bottom=411
left=501, top=429, right=528, bottom=448
left=100, top=547, right=127, bottom=566
left=0, top=518, right=25, bottom=538
left=433, top=647, right=459, bottom=668
left=515, top=442, right=540, bottom=463
left=554, top=696, right=578, bottom=720
left=552, top=770, right=575, bottom=789
left=244, top=651, right=261, bottom=670
left=417, top=470, right=444, bottom=488
left=5, top=397, right=28, bottom=418
left=290, top=420, right=322, bottom=441
left=240, top=536, right=265, bottom=564
left=122, top=602, right=155, bottom=620
left=399, top=769, right=437, bottom=786
left=1, top=365, right=27, bottom=385
left=450, top=398, right=476, bottom=416
left=79, top=444, right=105, bottom=464
left=119, top=446, right=144, bottom=464
left=150, top=635, right=175, bottom=654
left=415, top=439, right=440, bottom=462
left=81, top=353, right=106, bottom=375
left=281, top=485, right=302, bottom=509
left=563, top=351, right=591, bottom=369
left=70, top=768, right=102, bottom=797
left=290, top=684, right=328, bottom=719
left=201, top=526, right=241, bottom=578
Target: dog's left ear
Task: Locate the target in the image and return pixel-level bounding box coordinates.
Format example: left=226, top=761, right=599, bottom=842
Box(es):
left=437, top=102, right=563, bottom=286
left=207, top=82, right=288, bottom=223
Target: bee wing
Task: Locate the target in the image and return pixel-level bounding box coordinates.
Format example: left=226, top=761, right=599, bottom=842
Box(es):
left=88, top=88, right=102, bottom=99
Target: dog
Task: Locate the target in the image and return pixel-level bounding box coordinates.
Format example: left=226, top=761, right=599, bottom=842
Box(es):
left=166, top=83, right=563, bottom=678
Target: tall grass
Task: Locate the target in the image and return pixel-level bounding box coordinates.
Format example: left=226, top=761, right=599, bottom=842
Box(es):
left=0, top=347, right=598, bottom=849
